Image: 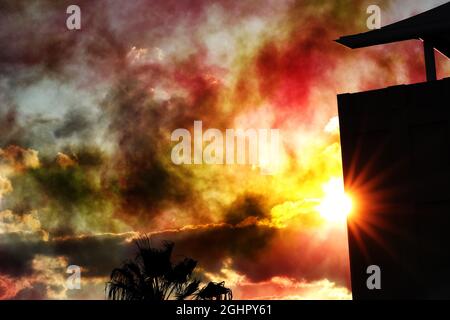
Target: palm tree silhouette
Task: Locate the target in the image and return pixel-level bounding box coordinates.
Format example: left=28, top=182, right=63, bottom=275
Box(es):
left=195, top=281, right=233, bottom=300
left=106, top=236, right=201, bottom=300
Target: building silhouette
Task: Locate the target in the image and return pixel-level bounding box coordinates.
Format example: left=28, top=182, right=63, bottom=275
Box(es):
left=336, top=2, right=450, bottom=299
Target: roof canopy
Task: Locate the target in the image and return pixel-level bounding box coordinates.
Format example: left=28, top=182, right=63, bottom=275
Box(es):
left=336, top=2, right=450, bottom=58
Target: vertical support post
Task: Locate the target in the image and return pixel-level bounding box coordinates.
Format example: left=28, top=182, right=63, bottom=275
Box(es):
left=424, top=41, right=437, bottom=81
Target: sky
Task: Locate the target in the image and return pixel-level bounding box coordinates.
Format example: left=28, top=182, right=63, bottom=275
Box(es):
left=0, top=0, right=449, bottom=300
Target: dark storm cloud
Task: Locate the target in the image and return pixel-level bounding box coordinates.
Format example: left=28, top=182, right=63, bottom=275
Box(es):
left=53, top=110, right=93, bottom=139
left=0, top=218, right=276, bottom=282
left=224, top=193, right=270, bottom=225
left=0, top=108, right=25, bottom=148
left=1, top=152, right=120, bottom=237
left=0, top=232, right=133, bottom=279
left=140, top=223, right=349, bottom=289
left=0, top=222, right=349, bottom=296
left=0, top=0, right=127, bottom=76
left=149, top=223, right=277, bottom=274
left=233, top=227, right=351, bottom=288
left=150, top=224, right=350, bottom=289
left=51, top=234, right=134, bottom=277
left=101, top=75, right=216, bottom=228
left=13, top=282, right=48, bottom=300
left=0, top=0, right=78, bottom=73
left=0, top=233, right=37, bottom=277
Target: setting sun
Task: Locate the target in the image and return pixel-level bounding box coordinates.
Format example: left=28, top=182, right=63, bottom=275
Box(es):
left=316, top=178, right=353, bottom=223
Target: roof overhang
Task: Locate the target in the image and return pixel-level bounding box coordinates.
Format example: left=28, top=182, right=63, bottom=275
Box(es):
left=335, top=2, right=450, bottom=58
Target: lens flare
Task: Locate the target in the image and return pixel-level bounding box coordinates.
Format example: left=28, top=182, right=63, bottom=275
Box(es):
left=316, top=178, right=353, bottom=224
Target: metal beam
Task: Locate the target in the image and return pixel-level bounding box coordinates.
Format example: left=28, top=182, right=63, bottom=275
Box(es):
left=424, top=41, right=437, bottom=81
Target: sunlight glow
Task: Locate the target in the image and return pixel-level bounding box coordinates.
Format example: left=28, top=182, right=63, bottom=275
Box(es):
left=316, top=178, right=353, bottom=224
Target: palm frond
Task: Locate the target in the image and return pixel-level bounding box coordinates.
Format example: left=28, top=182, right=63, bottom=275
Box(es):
left=175, top=279, right=201, bottom=300
left=106, top=235, right=229, bottom=301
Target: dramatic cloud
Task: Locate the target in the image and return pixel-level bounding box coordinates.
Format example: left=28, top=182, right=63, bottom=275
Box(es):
left=1, top=0, right=446, bottom=299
